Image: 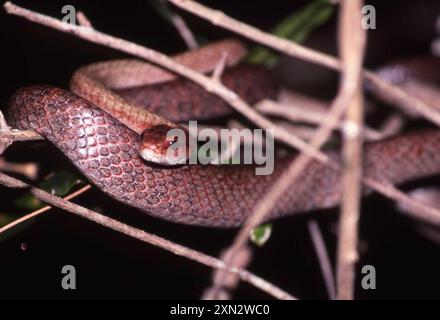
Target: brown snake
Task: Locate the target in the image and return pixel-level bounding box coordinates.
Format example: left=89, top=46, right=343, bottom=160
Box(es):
left=7, top=40, right=440, bottom=227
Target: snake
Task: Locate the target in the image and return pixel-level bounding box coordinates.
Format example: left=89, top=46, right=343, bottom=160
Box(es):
left=7, top=39, right=440, bottom=227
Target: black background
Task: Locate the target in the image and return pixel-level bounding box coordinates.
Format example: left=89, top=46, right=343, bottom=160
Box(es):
left=0, top=0, right=439, bottom=299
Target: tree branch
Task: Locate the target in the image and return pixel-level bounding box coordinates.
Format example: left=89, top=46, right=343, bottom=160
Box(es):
left=336, top=0, right=366, bottom=300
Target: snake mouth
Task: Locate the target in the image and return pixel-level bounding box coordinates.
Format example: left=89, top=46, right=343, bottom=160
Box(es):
left=140, top=148, right=188, bottom=166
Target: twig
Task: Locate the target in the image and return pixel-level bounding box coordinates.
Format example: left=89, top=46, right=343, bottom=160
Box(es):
left=255, top=99, right=382, bottom=141
left=151, top=0, right=198, bottom=49
left=168, top=0, right=440, bottom=127
left=378, top=114, right=404, bottom=138
left=0, top=171, right=296, bottom=300
left=0, top=109, right=43, bottom=142
left=335, top=0, right=366, bottom=300
left=365, top=72, right=440, bottom=125
left=278, top=89, right=330, bottom=114
left=170, top=12, right=198, bottom=49
left=0, top=110, right=9, bottom=130
left=0, top=111, right=43, bottom=155
left=0, top=158, right=38, bottom=180
left=0, top=184, right=91, bottom=235
left=431, top=15, right=440, bottom=56
left=363, top=177, right=440, bottom=225
left=3, top=1, right=327, bottom=163
left=307, top=220, right=335, bottom=300
left=76, top=11, right=92, bottom=27
left=273, top=122, right=318, bottom=141
left=0, top=129, right=43, bottom=142
left=211, top=52, right=228, bottom=82
left=202, top=245, right=253, bottom=300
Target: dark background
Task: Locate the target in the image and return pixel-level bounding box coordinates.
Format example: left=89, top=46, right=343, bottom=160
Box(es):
left=0, top=0, right=439, bottom=299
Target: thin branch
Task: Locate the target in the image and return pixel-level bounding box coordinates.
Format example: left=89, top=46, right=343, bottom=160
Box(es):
left=0, top=110, right=43, bottom=143
left=0, top=110, right=9, bottom=130
left=0, top=184, right=91, bottom=235
left=364, top=71, right=440, bottom=126
left=76, top=11, right=92, bottom=28
left=170, top=12, right=198, bottom=49
left=378, top=113, right=404, bottom=138
left=0, top=158, right=38, bottom=180
left=307, top=220, right=335, bottom=300
left=168, top=0, right=440, bottom=127
left=336, top=0, right=366, bottom=300
left=0, top=171, right=296, bottom=300
left=0, top=127, right=43, bottom=142
left=255, top=99, right=382, bottom=141
left=211, top=52, right=228, bottom=82
left=202, top=245, right=253, bottom=300
left=363, top=177, right=440, bottom=225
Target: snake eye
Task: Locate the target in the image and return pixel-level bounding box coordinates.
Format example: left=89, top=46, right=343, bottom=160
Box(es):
left=168, top=135, right=179, bottom=145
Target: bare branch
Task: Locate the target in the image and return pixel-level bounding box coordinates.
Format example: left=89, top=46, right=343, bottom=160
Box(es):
left=202, top=245, right=253, bottom=300
left=76, top=11, right=92, bottom=27
left=255, top=99, right=382, bottom=141
left=211, top=52, right=228, bottom=82
left=170, top=12, right=198, bottom=49
left=0, top=184, right=91, bottom=235
left=0, top=158, right=38, bottom=180
left=336, top=0, right=366, bottom=300
left=1, top=129, right=43, bottom=141
left=308, top=220, right=336, bottom=300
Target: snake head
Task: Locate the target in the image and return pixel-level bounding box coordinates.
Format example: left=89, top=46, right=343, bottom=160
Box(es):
left=139, top=124, right=190, bottom=165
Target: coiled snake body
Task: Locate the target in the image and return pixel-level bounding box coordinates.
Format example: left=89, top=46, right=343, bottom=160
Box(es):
left=7, top=40, right=440, bottom=227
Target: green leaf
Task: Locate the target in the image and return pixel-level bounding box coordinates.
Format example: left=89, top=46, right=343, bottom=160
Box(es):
left=13, top=193, right=43, bottom=211
left=0, top=212, right=38, bottom=241
left=149, top=0, right=209, bottom=47
left=250, top=223, right=273, bottom=247
left=39, top=171, right=82, bottom=197
left=13, top=171, right=83, bottom=211
left=246, top=0, right=335, bottom=66
left=0, top=212, right=16, bottom=226
left=149, top=0, right=174, bottom=24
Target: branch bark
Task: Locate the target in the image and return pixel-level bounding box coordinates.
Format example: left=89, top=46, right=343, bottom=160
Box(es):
left=336, top=0, right=366, bottom=300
